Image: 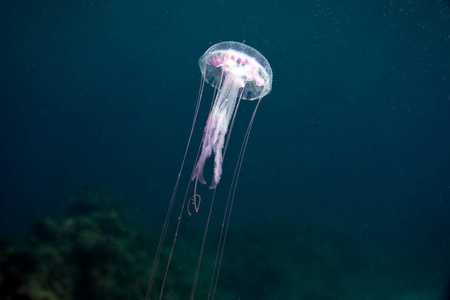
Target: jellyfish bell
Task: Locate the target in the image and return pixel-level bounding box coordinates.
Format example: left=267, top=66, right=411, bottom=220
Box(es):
left=146, top=41, right=272, bottom=300
left=199, top=41, right=272, bottom=100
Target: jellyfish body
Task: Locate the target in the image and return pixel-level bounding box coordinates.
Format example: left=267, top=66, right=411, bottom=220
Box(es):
left=147, top=42, right=272, bottom=300
left=192, top=42, right=272, bottom=189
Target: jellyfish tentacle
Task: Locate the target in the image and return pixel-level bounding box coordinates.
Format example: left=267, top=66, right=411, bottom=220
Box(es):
left=187, top=193, right=201, bottom=216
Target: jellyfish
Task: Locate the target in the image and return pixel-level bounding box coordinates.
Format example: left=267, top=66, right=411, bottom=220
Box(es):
left=146, top=41, right=272, bottom=300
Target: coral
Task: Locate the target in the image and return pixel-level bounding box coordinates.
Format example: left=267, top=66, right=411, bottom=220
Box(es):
left=2, top=189, right=441, bottom=300
left=0, top=185, right=154, bottom=300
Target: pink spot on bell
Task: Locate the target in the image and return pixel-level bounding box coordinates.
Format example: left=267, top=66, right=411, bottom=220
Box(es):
left=210, top=54, right=224, bottom=67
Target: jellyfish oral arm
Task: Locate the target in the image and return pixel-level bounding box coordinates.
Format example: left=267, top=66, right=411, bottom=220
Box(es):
left=191, top=74, right=241, bottom=189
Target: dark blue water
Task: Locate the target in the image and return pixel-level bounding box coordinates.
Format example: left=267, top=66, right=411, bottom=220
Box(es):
left=1, top=0, right=449, bottom=299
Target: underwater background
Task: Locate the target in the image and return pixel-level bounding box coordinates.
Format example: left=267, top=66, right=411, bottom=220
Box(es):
left=1, top=0, right=449, bottom=299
